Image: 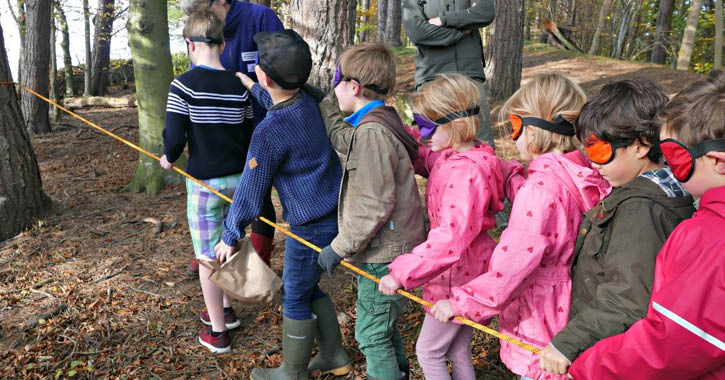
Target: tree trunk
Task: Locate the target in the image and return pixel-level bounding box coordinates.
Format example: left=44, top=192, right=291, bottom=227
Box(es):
left=7, top=0, right=26, bottom=85
left=289, top=0, right=356, bottom=93
left=547, top=0, right=558, bottom=21
left=613, top=0, right=636, bottom=59
left=54, top=1, right=74, bottom=97
left=385, top=0, right=402, bottom=45
left=589, top=0, right=613, bottom=55
left=125, top=0, right=175, bottom=195
left=651, top=0, right=675, bottom=64
left=569, top=0, right=577, bottom=25
left=91, top=0, right=115, bottom=96
left=49, top=8, right=60, bottom=123
left=676, top=0, right=703, bottom=70
left=716, top=0, right=723, bottom=69
left=83, top=0, right=91, bottom=96
left=0, top=23, right=50, bottom=242
left=625, top=1, right=644, bottom=59
left=377, top=0, right=388, bottom=42
left=21, top=0, right=52, bottom=135
left=486, top=0, right=524, bottom=101
left=360, top=0, right=371, bottom=42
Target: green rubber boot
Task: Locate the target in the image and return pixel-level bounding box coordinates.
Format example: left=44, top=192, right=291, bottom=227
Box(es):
left=251, top=316, right=316, bottom=380
left=307, top=295, right=352, bottom=376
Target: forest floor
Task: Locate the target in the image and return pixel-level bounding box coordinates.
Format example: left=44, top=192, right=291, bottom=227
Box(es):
left=0, top=44, right=706, bottom=380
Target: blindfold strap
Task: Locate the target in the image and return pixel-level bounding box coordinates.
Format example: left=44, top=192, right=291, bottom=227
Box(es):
left=434, top=106, right=480, bottom=125
left=520, top=115, right=575, bottom=136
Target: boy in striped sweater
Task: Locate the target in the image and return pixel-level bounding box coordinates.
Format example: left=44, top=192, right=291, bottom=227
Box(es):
left=160, top=10, right=254, bottom=354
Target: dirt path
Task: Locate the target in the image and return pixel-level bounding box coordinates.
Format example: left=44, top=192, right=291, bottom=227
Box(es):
left=0, top=46, right=706, bottom=380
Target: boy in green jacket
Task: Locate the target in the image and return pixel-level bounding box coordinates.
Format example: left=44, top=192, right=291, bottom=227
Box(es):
left=317, top=43, right=426, bottom=380
left=538, top=78, right=695, bottom=375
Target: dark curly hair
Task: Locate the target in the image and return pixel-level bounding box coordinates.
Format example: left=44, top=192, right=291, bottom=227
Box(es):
left=576, top=78, right=670, bottom=163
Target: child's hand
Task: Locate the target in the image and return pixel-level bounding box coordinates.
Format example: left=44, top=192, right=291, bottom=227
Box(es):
left=378, top=274, right=401, bottom=296
left=539, top=344, right=571, bottom=375
left=214, top=241, right=237, bottom=264
left=431, top=299, right=455, bottom=322
left=159, top=154, right=173, bottom=170
left=235, top=72, right=255, bottom=89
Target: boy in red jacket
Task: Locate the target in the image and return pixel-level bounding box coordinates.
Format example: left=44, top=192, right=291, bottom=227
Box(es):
left=566, top=70, right=725, bottom=379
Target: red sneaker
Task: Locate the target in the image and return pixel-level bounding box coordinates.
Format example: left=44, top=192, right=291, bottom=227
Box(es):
left=187, top=258, right=199, bottom=275
left=198, top=326, right=231, bottom=354
left=200, top=308, right=242, bottom=330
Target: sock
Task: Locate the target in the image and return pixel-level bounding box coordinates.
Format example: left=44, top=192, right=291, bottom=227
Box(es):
left=210, top=329, right=225, bottom=338
left=223, top=307, right=233, bottom=315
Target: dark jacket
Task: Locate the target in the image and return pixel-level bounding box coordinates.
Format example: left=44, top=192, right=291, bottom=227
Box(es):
left=551, top=176, right=695, bottom=362
left=402, top=0, right=495, bottom=86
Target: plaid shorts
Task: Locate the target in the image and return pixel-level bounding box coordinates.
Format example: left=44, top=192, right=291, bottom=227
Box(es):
left=186, top=173, right=242, bottom=260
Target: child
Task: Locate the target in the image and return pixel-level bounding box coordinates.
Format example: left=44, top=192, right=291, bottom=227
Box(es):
left=426, top=72, right=611, bottom=380
left=214, top=29, right=350, bottom=379
left=565, top=69, right=725, bottom=380
left=317, top=43, right=426, bottom=380
left=159, top=10, right=253, bottom=354
left=377, top=73, right=523, bottom=380
left=538, top=78, right=696, bottom=375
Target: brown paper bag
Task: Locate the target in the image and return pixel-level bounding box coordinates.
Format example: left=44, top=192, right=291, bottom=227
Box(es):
left=198, top=240, right=282, bottom=303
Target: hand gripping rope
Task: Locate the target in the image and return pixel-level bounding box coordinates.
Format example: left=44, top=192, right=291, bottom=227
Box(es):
left=2, top=81, right=541, bottom=354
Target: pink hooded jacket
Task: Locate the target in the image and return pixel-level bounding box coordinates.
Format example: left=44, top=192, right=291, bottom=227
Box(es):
left=388, top=135, right=525, bottom=313
left=448, top=150, right=611, bottom=380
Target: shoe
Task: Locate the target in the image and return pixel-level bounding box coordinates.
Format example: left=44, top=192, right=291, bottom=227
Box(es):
left=250, top=316, right=316, bottom=380
left=251, top=233, right=274, bottom=267
left=188, top=258, right=199, bottom=275
left=198, top=326, right=231, bottom=354
left=307, top=295, right=352, bottom=376
left=200, top=308, right=242, bottom=330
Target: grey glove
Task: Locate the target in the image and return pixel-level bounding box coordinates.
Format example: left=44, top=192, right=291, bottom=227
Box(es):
left=318, top=245, right=343, bottom=276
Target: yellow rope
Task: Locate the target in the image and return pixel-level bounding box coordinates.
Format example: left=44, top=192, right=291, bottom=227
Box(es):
left=3, top=81, right=541, bottom=354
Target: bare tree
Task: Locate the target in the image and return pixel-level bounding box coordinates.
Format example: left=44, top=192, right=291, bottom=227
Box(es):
left=716, top=0, right=723, bottom=69
left=359, top=0, right=372, bottom=42
left=486, top=0, right=525, bottom=101
left=49, top=7, right=61, bottom=122
left=676, top=0, right=704, bottom=71
left=21, top=0, right=52, bottom=134
left=7, top=0, right=26, bottom=84
left=588, top=0, right=613, bottom=55
left=54, top=1, right=74, bottom=97
left=83, top=0, right=91, bottom=96
left=91, top=0, right=116, bottom=96
left=289, top=0, right=357, bottom=93
left=651, top=0, right=675, bottom=64
left=377, top=0, right=388, bottom=42
left=613, top=0, right=643, bottom=60
left=0, top=23, right=50, bottom=241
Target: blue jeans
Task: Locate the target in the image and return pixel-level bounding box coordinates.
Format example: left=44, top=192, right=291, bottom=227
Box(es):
left=281, top=212, right=338, bottom=320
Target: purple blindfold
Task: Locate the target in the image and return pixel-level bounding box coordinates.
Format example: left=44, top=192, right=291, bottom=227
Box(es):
left=413, top=107, right=480, bottom=138
left=333, top=65, right=389, bottom=95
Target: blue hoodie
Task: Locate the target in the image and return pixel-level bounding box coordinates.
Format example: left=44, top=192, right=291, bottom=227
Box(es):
left=220, top=1, right=283, bottom=125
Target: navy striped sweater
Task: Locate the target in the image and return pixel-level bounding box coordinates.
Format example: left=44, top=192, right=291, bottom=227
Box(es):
left=162, top=66, right=254, bottom=179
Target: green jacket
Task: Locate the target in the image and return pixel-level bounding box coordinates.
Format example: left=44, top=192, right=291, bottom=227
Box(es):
left=402, top=0, right=495, bottom=86
left=320, top=99, right=426, bottom=264
left=551, top=176, right=695, bottom=362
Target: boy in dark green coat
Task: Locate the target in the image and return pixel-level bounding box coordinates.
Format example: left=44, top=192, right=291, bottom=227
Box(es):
left=538, top=78, right=695, bottom=375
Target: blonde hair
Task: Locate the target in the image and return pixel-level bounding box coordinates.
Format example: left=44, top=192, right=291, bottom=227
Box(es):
left=339, top=43, right=396, bottom=101
left=412, top=73, right=481, bottom=146
left=499, top=72, right=587, bottom=155
left=183, top=9, right=224, bottom=45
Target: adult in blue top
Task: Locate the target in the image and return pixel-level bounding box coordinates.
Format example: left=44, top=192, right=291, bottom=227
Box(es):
left=181, top=0, right=283, bottom=273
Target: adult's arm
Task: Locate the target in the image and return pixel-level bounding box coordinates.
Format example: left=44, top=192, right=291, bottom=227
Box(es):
left=439, top=0, right=495, bottom=30
left=402, top=0, right=465, bottom=47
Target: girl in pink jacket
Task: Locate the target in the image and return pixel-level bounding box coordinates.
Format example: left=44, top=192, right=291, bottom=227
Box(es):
left=379, top=73, right=525, bottom=380
left=427, top=73, right=612, bottom=380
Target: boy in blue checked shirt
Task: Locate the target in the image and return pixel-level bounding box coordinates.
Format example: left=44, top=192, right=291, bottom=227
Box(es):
left=214, top=30, right=351, bottom=380
left=160, top=10, right=252, bottom=354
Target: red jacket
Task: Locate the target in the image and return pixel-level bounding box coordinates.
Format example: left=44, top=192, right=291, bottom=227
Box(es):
left=569, top=186, right=725, bottom=380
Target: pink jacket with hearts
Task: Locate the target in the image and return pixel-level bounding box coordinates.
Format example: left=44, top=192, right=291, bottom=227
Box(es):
left=388, top=134, right=525, bottom=316
left=448, top=150, right=611, bottom=380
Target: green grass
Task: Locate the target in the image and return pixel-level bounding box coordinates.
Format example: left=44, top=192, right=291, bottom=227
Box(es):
left=391, top=45, right=417, bottom=57
left=523, top=42, right=584, bottom=58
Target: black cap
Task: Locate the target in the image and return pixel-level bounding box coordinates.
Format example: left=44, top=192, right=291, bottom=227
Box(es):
left=253, top=29, right=312, bottom=90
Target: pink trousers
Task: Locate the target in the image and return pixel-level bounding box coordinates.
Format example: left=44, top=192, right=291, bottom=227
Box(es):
left=415, top=314, right=475, bottom=380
